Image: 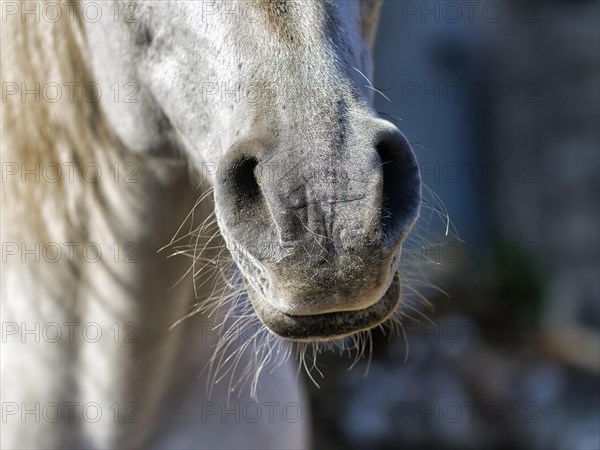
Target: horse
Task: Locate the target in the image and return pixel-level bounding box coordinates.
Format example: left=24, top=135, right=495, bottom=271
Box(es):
left=1, top=1, right=421, bottom=448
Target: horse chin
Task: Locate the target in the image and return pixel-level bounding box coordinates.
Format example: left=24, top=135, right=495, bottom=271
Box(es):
left=248, top=273, right=401, bottom=342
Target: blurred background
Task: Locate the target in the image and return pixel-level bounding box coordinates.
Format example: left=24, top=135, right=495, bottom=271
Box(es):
left=305, top=1, right=600, bottom=449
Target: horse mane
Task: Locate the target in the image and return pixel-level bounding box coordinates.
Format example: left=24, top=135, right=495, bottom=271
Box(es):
left=1, top=2, right=122, bottom=245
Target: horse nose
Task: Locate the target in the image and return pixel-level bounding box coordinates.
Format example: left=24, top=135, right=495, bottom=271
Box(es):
left=214, top=120, right=421, bottom=261
left=373, top=120, right=421, bottom=249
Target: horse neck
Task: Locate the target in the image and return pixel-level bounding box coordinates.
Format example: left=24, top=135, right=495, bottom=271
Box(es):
left=77, top=154, right=222, bottom=444
left=2, top=151, right=223, bottom=447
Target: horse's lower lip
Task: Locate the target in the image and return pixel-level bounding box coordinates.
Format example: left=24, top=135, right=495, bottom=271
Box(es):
left=248, top=274, right=401, bottom=342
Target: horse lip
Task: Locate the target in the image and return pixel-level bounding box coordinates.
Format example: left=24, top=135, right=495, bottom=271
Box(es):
left=247, top=273, right=401, bottom=342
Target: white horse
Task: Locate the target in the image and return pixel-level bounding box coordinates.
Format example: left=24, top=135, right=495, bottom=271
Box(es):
left=1, top=1, right=421, bottom=448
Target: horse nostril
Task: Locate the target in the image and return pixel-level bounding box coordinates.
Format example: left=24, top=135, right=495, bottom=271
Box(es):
left=376, top=132, right=421, bottom=249
left=216, top=153, right=276, bottom=260
left=228, top=156, right=262, bottom=206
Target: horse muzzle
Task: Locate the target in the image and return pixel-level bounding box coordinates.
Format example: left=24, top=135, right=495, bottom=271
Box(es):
left=214, top=118, right=421, bottom=340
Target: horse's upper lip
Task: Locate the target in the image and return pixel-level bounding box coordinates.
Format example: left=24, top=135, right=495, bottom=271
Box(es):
left=248, top=273, right=401, bottom=342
